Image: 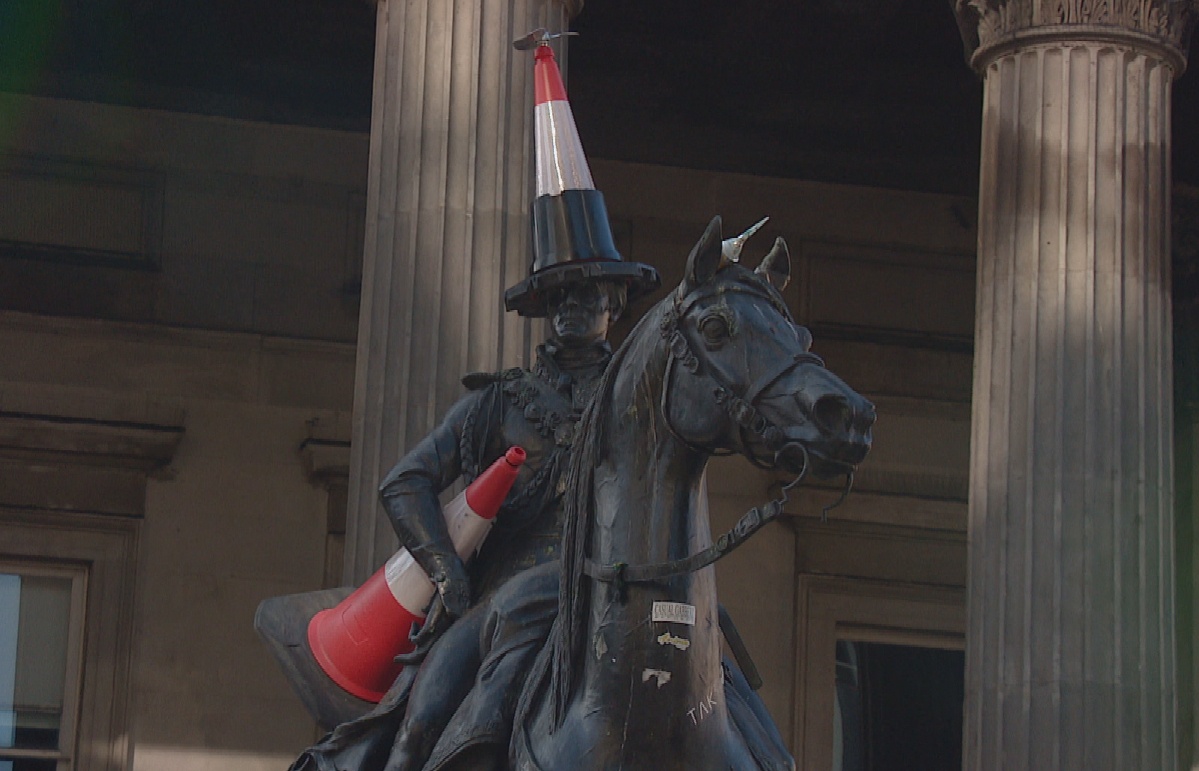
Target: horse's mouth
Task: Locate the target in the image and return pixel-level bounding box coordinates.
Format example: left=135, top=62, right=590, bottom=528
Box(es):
left=806, top=450, right=859, bottom=480
left=772, top=436, right=869, bottom=480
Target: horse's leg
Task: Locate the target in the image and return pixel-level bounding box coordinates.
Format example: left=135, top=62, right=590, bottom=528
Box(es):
left=382, top=607, right=486, bottom=771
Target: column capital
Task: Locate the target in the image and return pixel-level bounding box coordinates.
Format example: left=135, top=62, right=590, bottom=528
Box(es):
left=952, top=0, right=1199, bottom=73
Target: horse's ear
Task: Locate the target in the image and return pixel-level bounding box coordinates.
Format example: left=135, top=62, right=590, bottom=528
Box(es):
left=684, top=216, right=725, bottom=292
left=755, top=237, right=791, bottom=292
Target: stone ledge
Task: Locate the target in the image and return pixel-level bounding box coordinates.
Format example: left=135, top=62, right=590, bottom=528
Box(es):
left=0, top=410, right=184, bottom=476
left=299, top=437, right=351, bottom=486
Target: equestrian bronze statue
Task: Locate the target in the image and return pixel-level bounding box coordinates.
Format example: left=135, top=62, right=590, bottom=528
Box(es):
left=262, top=216, right=873, bottom=771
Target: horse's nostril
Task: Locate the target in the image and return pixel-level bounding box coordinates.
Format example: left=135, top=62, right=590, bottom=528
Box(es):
left=813, top=395, right=853, bottom=434
left=860, top=403, right=878, bottom=430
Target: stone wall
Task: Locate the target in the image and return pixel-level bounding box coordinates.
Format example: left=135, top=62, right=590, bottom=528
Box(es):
left=0, top=93, right=367, bottom=341
left=0, top=317, right=356, bottom=770
left=0, top=94, right=363, bottom=770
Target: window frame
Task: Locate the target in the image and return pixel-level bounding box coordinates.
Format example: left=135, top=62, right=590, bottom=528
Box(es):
left=794, top=575, right=966, bottom=769
left=0, top=560, right=88, bottom=770
left=0, top=508, right=138, bottom=771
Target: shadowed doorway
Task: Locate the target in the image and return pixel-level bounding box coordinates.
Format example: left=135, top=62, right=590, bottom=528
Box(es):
left=835, top=640, right=965, bottom=771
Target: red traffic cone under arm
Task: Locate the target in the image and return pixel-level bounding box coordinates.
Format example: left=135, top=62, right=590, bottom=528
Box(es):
left=307, top=447, right=526, bottom=702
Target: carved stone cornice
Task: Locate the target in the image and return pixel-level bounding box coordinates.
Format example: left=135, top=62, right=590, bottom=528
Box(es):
left=952, top=0, right=1199, bottom=72
left=299, top=416, right=351, bottom=488
left=0, top=411, right=184, bottom=475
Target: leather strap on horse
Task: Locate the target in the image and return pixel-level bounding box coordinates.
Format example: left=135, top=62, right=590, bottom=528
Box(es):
left=582, top=497, right=785, bottom=586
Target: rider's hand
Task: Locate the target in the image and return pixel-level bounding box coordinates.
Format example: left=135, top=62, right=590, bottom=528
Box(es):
left=397, top=594, right=451, bottom=664
left=427, top=553, right=471, bottom=618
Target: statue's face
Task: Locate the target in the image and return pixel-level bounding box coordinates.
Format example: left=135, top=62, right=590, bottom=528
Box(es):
left=547, top=282, right=613, bottom=348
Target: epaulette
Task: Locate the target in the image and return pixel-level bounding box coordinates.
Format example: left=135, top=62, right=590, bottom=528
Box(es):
left=461, top=367, right=524, bottom=391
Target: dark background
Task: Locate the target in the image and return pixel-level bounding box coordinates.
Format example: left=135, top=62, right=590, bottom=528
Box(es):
left=2, top=0, right=1196, bottom=195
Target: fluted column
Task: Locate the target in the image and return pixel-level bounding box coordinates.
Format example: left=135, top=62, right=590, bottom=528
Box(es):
left=952, top=2, right=1198, bottom=767
left=345, top=0, right=575, bottom=584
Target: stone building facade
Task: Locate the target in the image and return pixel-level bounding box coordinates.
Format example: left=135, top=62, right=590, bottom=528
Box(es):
left=0, top=1, right=1196, bottom=769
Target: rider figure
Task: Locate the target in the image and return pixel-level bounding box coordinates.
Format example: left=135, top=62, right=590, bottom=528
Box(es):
left=289, top=229, right=660, bottom=771
left=378, top=277, right=636, bottom=769
left=291, top=34, right=665, bottom=771
left=384, top=278, right=629, bottom=624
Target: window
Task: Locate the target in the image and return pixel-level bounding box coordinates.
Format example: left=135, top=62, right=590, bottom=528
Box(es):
left=0, top=563, right=86, bottom=771
left=0, top=509, right=137, bottom=771
left=0, top=406, right=178, bottom=771
left=795, top=575, right=965, bottom=769
left=833, top=640, right=965, bottom=771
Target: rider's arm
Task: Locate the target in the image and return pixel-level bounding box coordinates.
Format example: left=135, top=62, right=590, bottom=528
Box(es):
left=378, top=392, right=481, bottom=617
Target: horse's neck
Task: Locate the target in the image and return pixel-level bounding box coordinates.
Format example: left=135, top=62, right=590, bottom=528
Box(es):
left=577, top=341, right=727, bottom=721
left=592, top=350, right=711, bottom=567
left=590, top=437, right=710, bottom=566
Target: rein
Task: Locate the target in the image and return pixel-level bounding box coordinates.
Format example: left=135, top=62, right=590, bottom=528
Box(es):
left=582, top=446, right=809, bottom=591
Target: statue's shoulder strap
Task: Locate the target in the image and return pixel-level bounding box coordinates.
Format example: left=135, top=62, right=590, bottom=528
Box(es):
left=461, top=367, right=524, bottom=391
left=458, top=367, right=525, bottom=480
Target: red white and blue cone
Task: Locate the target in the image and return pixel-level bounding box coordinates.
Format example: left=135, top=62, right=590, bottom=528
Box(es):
left=306, top=447, right=526, bottom=702
left=504, top=36, right=659, bottom=317
left=533, top=43, right=594, bottom=197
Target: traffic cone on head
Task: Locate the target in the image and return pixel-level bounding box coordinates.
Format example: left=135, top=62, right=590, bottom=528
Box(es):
left=306, top=447, right=526, bottom=702
left=504, top=33, right=659, bottom=317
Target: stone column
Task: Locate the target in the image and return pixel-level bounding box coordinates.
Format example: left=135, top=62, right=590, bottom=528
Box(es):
left=344, top=0, right=577, bottom=584
left=951, top=2, right=1198, bottom=767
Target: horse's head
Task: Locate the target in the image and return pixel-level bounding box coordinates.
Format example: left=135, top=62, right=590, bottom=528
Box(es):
left=660, top=216, right=875, bottom=479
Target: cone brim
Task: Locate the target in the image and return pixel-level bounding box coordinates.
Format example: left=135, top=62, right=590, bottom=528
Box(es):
left=504, top=260, right=661, bottom=317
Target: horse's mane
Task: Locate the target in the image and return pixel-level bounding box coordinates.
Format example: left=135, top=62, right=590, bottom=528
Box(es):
left=513, top=292, right=671, bottom=733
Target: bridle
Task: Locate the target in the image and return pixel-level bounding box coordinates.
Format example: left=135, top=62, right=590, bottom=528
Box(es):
left=658, top=280, right=825, bottom=467
left=583, top=276, right=849, bottom=591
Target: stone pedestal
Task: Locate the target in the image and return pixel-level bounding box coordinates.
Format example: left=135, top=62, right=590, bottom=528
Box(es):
left=952, top=2, right=1198, bottom=767
left=345, top=0, right=571, bottom=584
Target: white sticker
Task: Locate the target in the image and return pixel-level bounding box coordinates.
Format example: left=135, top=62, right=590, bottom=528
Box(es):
left=656, top=632, right=691, bottom=651
left=642, top=668, right=672, bottom=688
left=652, top=601, right=696, bottom=626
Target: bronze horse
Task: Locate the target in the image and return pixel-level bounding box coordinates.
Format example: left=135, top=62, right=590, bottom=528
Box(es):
left=508, top=216, right=875, bottom=770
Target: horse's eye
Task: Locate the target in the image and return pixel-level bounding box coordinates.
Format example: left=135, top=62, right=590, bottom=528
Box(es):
left=699, top=315, right=729, bottom=346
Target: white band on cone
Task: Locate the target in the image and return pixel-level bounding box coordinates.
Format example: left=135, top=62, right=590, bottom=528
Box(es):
left=382, top=492, right=495, bottom=615
left=384, top=550, right=433, bottom=615
left=535, top=100, right=595, bottom=197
